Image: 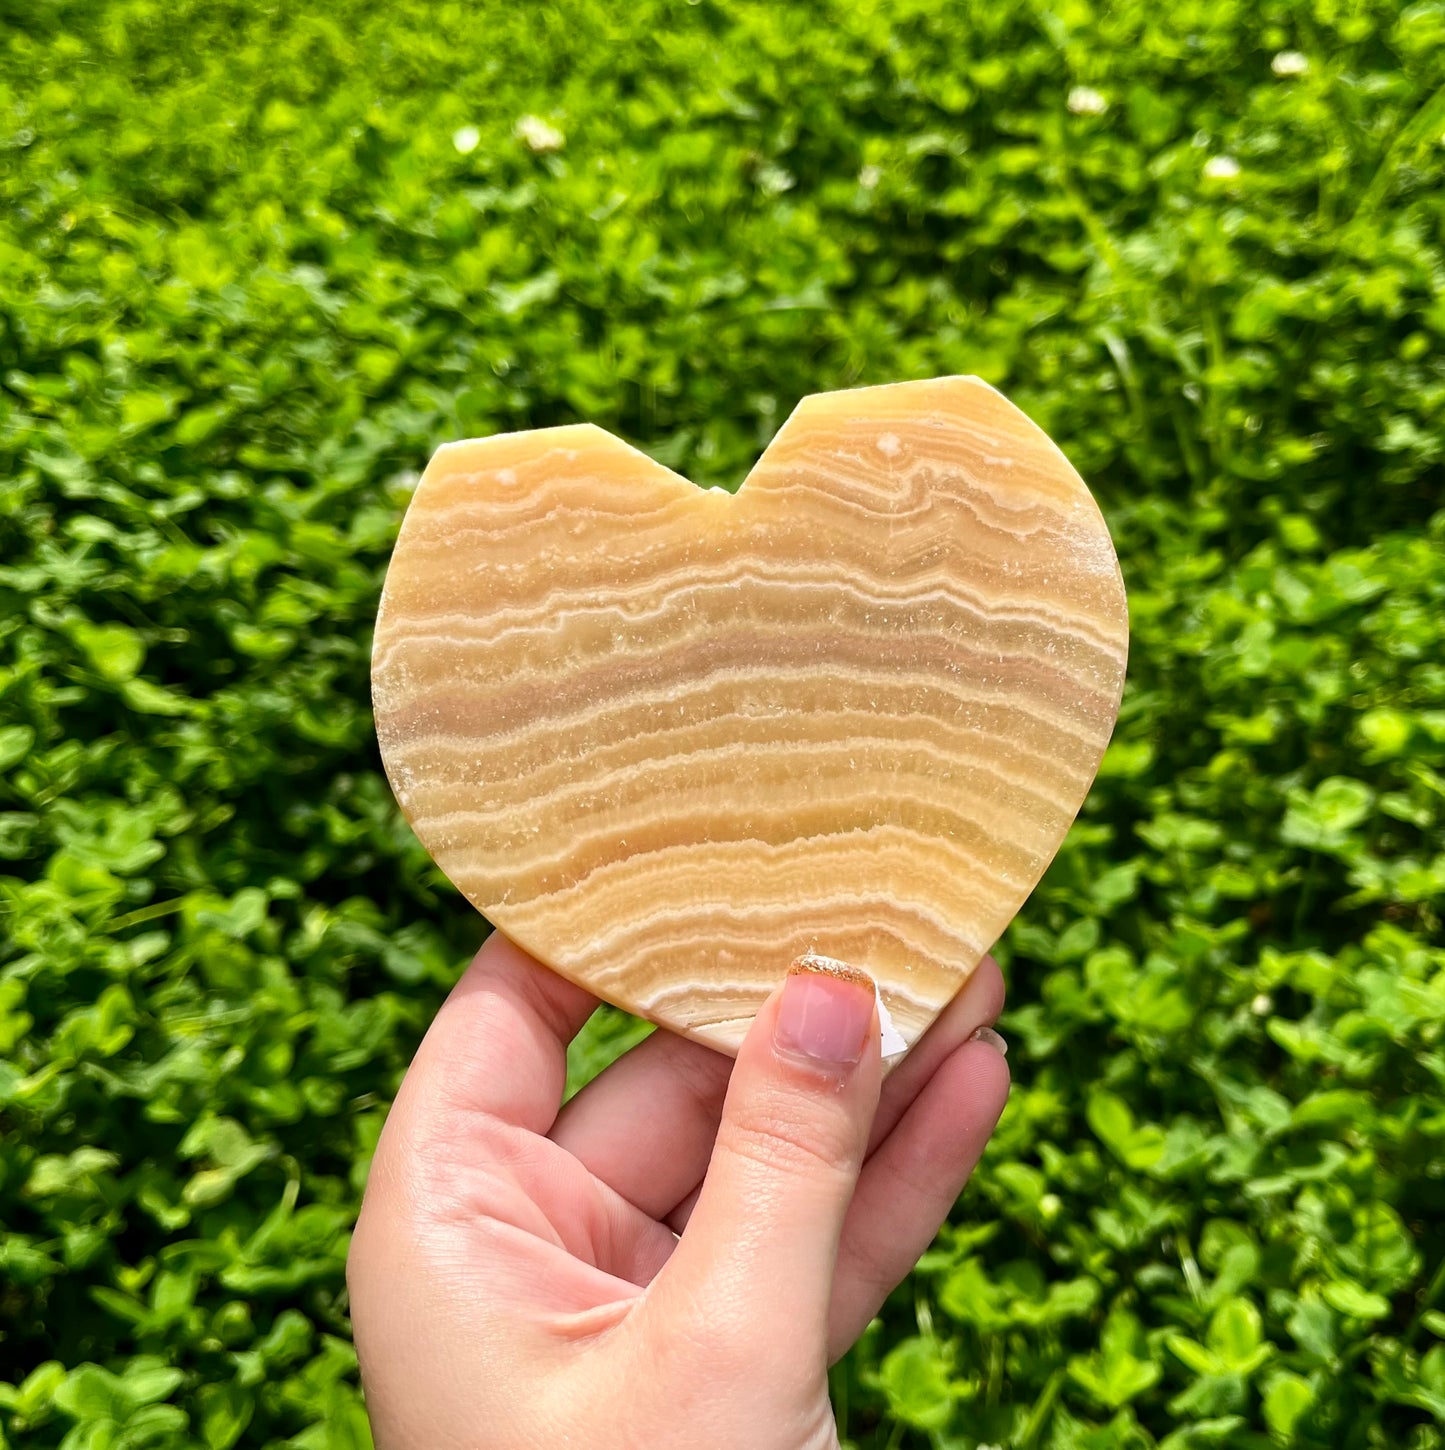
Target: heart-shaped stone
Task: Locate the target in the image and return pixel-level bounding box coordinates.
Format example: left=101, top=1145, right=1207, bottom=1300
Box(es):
left=372, top=377, right=1128, bottom=1057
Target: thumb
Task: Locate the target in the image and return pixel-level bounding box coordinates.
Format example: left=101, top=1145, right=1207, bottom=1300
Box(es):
left=650, top=957, right=883, bottom=1359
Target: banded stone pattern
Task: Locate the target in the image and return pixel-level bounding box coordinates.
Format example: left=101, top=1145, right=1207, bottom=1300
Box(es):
left=372, top=377, right=1129, bottom=1055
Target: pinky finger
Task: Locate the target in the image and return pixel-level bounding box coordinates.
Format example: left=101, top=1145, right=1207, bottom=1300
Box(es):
left=825, top=1034, right=1010, bottom=1361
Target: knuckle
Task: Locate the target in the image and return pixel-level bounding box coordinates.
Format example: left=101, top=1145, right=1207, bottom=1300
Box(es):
left=364, top=1100, right=518, bottom=1235
left=664, top=1038, right=733, bottom=1119
left=721, top=1094, right=859, bottom=1187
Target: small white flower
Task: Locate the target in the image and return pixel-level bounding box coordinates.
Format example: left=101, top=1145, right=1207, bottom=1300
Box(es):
left=755, top=162, right=795, bottom=196
left=1272, top=50, right=1309, bottom=76
left=1204, top=155, right=1241, bottom=180
left=1067, top=86, right=1108, bottom=116
left=1252, top=993, right=1273, bottom=1016
left=452, top=125, right=480, bottom=155
left=858, top=163, right=882, bottom=189
left=515, top=114, right=565, bottom=153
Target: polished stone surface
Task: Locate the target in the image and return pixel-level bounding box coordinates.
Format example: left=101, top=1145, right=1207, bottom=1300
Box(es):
left=372, top=377, right=1129, bottom=1055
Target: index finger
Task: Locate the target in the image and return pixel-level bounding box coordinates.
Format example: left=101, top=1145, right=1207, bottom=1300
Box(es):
left=392, top=931, right=598, bottom=1136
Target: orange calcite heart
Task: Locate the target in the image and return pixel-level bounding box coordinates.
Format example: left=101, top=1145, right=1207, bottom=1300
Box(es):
left=372, top=378, right=1128, bottom=1057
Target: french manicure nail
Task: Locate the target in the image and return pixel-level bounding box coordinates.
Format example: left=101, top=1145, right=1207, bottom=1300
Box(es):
left=970, top=1026, right=1008, bottom=1057
left=774, top=958, right=876, bottom=1067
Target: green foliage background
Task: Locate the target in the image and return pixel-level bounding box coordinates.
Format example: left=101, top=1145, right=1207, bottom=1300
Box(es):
left=3, top=0, right=1444, bottom=1444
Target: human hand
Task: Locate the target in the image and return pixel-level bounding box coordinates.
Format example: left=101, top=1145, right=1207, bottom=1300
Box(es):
left=348, top=934, right=1009, bottom=1449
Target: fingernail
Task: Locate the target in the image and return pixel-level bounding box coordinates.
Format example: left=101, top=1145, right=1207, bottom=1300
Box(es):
left=774, top=957, right=877, bottom=1068
left=970, top=1025, right=1008, bottom=1057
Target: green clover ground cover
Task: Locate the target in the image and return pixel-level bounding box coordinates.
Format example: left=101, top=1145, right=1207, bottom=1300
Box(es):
left=2, top=0, right=1444, bottom=1445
